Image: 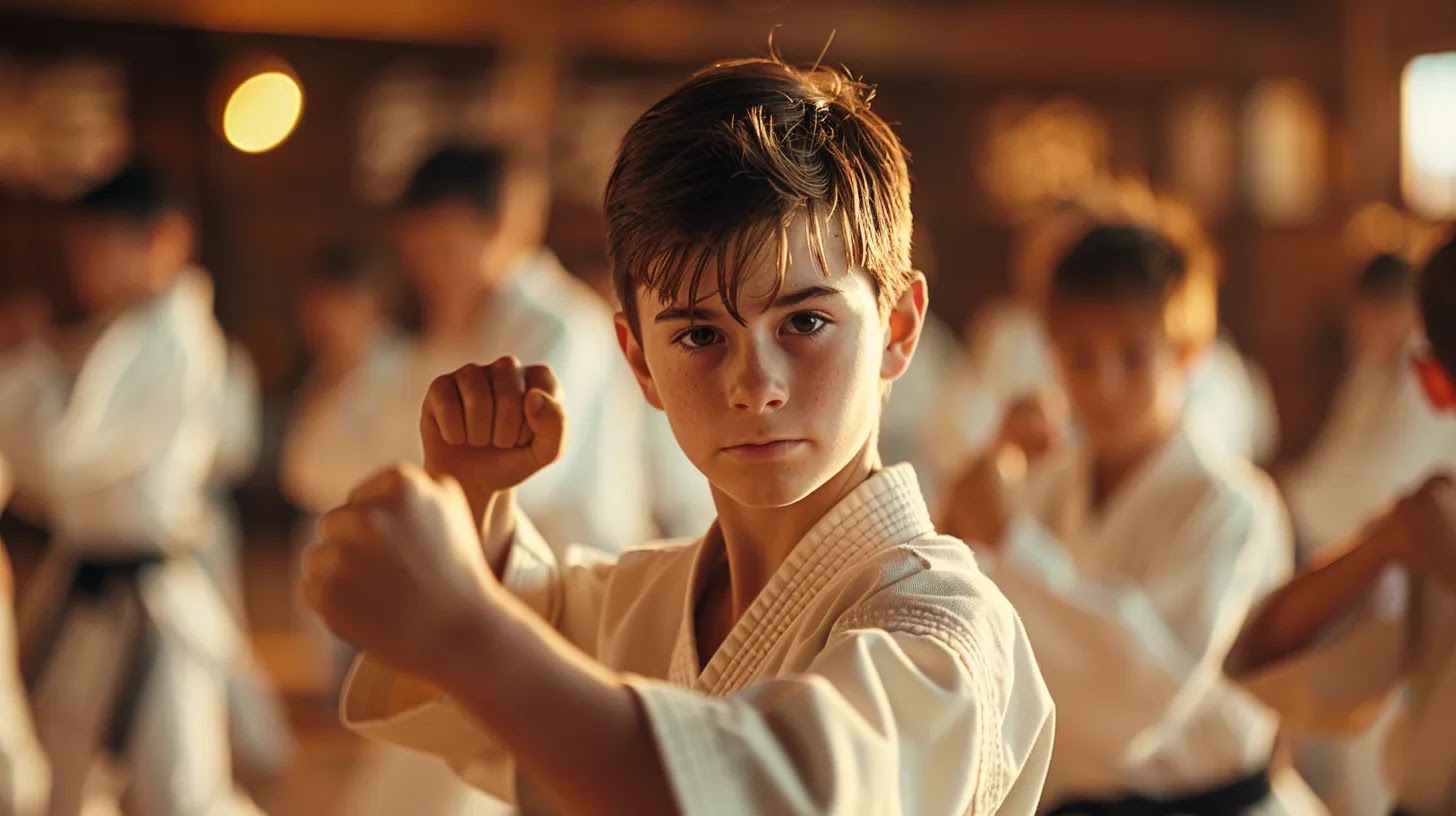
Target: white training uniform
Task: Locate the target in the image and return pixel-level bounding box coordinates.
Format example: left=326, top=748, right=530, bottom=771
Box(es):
left=343, top=465, right=1056, bottom=815
left=1279, top=342, right=1456, bottom=816
left=979, top=423, right=1324, bottom=815
left=1237, top=567, right=1456, bottom=816
left=0, top=270, right=262, bottom=815
left=0, top=452, right=50, bottom=816
left=280, top=250, right=654, bottom=555
left=1286, top=343, right=1456, bottom=559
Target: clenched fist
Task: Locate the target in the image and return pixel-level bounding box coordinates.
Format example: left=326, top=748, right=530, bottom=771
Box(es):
left=301, top=463, right=504, bottom=678
left=1390, top=473, right=1456, bottom=596
left=421, top=357, right=566, bottom=523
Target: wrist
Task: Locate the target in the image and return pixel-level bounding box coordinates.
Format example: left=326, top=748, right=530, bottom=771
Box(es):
left=477, top=489, right=517, bottom=573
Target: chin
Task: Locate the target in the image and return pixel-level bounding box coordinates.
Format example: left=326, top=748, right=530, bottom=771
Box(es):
left=710, top=463, right=825, bottom=509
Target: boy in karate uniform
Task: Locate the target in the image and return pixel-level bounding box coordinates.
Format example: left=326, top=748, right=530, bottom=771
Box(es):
left=945, top=223, right=1321, bottom=814
left=1227, top=232, right=1456, bottom=816
left=303, top=56, right=1055, bottom=815
left=1285, top=253, right=1456, bottom=560
left=0, top=165, right=260, bottom=816
left=282, top=146, right=654, bottom=554
left=0, top=452, right=49, bottom=816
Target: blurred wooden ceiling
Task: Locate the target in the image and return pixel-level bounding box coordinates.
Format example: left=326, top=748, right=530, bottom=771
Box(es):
left=0, top=0, right=1338, bottom=83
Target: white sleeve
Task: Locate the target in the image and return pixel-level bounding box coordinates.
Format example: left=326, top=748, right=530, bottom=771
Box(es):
left=986, top=494, right=1283, bottom=749
left=339, top=513, right=619, bottom=804
left=0, top=343, right=66, bottom=503
left=43, top=330, right=213, bottom=494
left=628, top=621, right=1054, bottom=816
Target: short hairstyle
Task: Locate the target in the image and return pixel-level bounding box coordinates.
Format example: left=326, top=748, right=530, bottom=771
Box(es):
left=1420, top=233, right=1456, bottom=378
left=1048, top=222, right=1217, bottom=347
left=399, top=145, right=506, bottom=214
left=605, top=56, right=914, bottom=333
left=1358, top=253, right=1418, bottom=300
left=75, top=163, right=176, bottom=224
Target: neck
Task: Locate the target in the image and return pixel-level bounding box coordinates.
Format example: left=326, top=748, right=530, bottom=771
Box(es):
left=709, top=436, right=881, bottom=621
left=1090, top=422, right=1175, bottom=510
left=422, top=278, right=492, bottom=343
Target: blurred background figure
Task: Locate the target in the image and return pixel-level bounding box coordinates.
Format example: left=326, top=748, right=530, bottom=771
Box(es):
left=1286, top=250, right=1456, bottom=560
left=0, top=164, right=266, bottom=815
left=1279, top=248, right=1456, bottom=816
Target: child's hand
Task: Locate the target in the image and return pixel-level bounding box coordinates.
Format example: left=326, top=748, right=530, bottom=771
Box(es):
left=1390, top=473, right=1456, bottom=596
left=302, top=463, right=505, bottom=679
left=940, top=448, right=1017, bottom=551
left=421, top=357, right=566, bottom=522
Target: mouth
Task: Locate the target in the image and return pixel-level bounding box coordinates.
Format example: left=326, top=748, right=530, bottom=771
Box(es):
left=720, top=439, right=808, bottom=461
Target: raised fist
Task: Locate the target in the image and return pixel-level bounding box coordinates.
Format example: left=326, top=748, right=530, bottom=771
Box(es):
left=420, top=357, right=566, bottom=519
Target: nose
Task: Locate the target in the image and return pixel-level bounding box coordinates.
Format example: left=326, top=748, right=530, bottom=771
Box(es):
left=727, top=336, right=788, bottom=414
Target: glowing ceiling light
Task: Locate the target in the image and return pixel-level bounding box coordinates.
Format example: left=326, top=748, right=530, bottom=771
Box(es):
left=222, top=70, right=302, bottom=154
left=1403, top=52, right=1456, bottom=218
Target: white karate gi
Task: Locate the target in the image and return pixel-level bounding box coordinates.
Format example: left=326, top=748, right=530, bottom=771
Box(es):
left=1279, top=345, right=1456, bottom=816
left=0, top=270, right=262, bottom=816
left=980, top=424, right=1323, bottom=815
left=342, top=465, right=1055, bottom=816
left=1286, top=346, right=1456, bottom=559
left=280, top=250, right=653, bottom=554
left=1237, top=568, right=1456, bottom=816
left=0, top=452, right=50, bottom=816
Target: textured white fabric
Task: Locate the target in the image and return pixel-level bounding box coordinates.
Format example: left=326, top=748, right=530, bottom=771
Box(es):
left=983, top=424, right=1318, bottom=814
left=343, top=465, right=1055, bottom=815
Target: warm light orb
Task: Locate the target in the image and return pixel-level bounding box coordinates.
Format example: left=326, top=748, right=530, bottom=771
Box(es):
left=222, top=71, right=302, bottom=154
left=1403, top=52, right=1456, bottom=218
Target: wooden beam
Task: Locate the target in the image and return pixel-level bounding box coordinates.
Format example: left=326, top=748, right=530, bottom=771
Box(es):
left=2, top=0, right=1333, bottom=83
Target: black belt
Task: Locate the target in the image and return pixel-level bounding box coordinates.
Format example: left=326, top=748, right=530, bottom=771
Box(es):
left=1046, top=768, right=1272, bottom=816
left=23, top=551, right=166, bottom=755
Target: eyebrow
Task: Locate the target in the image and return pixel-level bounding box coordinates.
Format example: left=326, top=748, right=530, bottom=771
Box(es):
left=653, top=284, right=843, bottom=323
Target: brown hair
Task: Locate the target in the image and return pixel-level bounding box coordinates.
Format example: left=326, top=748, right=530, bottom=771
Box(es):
left=605, top=56, right=914, bottom=334
left=1048, top=222, right=1218, bottom=348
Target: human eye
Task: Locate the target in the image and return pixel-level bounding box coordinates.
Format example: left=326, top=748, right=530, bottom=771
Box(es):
left=673, top=324, right=723, bottom=350
left=782, top=311, right=831, bottom=337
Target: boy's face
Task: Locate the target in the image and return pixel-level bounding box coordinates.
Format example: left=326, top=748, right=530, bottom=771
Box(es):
left=1047, top=297, right=1190, bottom=464
left=617, top=215, right=924, bottom=509
left=64, top=215, right=171, bottom=315
left=393, top=202, right=496, bottom=295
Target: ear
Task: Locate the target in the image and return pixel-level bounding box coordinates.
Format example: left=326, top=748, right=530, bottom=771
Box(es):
left=881, top=272, right=928, bottom=382
left=615, top=312, right=665, bottom=411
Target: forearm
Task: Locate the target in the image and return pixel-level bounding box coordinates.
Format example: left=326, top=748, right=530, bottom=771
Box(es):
left=1227, top=525, right=1398, bottom=676
left=432, top=593, right=677, bottom=816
